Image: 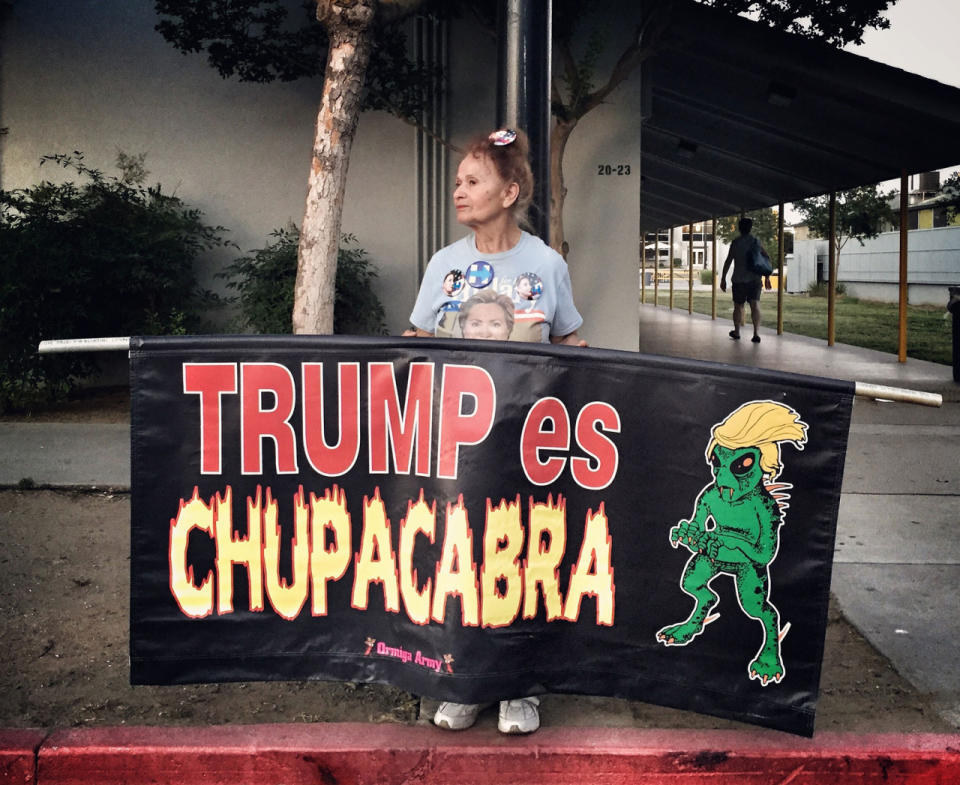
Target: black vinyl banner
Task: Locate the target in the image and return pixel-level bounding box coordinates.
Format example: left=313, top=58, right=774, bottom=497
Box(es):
left=129, top=335, right=853, bottom=736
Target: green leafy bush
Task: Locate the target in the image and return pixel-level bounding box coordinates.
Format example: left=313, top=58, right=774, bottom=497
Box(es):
left=807, top=281, right=847, bottom=297
left=221, top=226, right=387, bottom=336
left=699, top=269, right=714, bottom=285
left=0, top=153, right=228, bottom=411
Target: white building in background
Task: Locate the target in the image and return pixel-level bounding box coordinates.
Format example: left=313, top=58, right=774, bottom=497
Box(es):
left=790, top=172, right=960, bottom=305
left=642, top=222, right=720, bottom=272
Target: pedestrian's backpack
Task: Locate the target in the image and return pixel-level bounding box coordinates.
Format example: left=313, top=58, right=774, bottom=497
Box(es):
left=747, top=237, right=773, bottom=276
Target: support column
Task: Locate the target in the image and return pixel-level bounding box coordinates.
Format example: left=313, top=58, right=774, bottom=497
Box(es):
left=497, top=0, right=552, bottom=242
left=687, top=224, right=694, bottom=313
left=898, top=170, right=909, bottom=363
left=669, top=226, right=675, bottom=309
left=777, top=202, right=784, bottom=335
left=711, top=217, right=717, bottom=319
left=641, top=236, right=646, bottom=304
left=827, top=192, right=837, bottom=347
left=654, top=231, right=660, bottom=306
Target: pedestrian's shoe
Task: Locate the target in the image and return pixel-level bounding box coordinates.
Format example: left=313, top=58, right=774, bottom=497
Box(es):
left=752, top=335, right=761, bottom=343
left=498, top=696, right=541, bottom=734
left=434, top=701, right=483, bottom=730
left=729, top=330, right=740, bottom=340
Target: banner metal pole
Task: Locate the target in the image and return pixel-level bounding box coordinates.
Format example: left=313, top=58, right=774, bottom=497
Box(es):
left=38, top=337, right=131, bottom=354
left=35, top=338, right=944, bottom=408
left=854, top=382, right=941, bottom=408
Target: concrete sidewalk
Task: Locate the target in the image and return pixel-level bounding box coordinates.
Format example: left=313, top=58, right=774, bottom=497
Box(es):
left=0, top=422, right=129, bottom=489
left=1, top=311, right=958, bottom=729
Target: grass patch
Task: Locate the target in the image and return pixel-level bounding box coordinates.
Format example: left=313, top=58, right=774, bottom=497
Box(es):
left=641, top=290, right=953, bottom=366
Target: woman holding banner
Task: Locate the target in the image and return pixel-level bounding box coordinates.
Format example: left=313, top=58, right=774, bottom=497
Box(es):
left=409, top=128, right=585, bottom=347
left=408, top=128, right=586, bottom=733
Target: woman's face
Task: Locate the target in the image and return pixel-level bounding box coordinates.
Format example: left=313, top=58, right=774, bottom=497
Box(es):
left=461, top=302, right=511, bottom=340
left=517, top=277, right=532, bottom=298
left=453, top=154, right=515, bottom=228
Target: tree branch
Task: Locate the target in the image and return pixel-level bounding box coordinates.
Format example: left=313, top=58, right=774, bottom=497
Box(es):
left=575, top=1, right=676, bottom=119
left=366, top=85, right=463, bottom=154
left=576, top=32, right=645, bottom=117
left=552, top=36, right=580, bottom=120
left=558, top=36, right=580, bottom=90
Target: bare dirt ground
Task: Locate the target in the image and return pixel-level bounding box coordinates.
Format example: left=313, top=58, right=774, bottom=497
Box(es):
left=0, top=389, right=953, bottom=734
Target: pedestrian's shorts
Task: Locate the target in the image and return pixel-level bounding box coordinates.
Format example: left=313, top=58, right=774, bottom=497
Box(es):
left=732, top=280, right=762, bottom=305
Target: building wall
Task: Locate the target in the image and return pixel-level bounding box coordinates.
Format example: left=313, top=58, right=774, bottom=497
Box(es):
left=561, top=96, right=642, bottom=350
left=792, top=225, right=960, bottom=304
left=0, top=1, right=420, bottom=333
left=838, top=225, right=960, bottom=305
left=1, top=1, right=642, bottom=349
left=789, top=240, right=827, bottom=294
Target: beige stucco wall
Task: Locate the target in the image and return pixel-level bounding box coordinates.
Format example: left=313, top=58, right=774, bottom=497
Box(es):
left=562, top=98, right=642, bottom=350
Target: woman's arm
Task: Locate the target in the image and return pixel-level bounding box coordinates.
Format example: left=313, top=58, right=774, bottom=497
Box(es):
left=550, top=331, right=587, bottom=347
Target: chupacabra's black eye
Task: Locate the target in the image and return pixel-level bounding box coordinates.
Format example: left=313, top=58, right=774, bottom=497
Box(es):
left=731, top=451, right=758, bottom=475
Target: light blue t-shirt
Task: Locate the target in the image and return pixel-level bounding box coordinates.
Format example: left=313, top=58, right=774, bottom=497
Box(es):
left=409, top=231, right=583, bottom=343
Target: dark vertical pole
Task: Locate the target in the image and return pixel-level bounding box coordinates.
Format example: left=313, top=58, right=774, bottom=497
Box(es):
left=669, top=226, right=675, bottom=309
left=654, top=231, right=660, bottom=306
left=827, top=192, right=837, bottom=347
left=641, top=234, right=647, bottom=304
left=711, top=217, right=717, bottom=319
left=898, top=170, right=909, bottom=363
left=497, top=0, right=552, bottom=242
left=777, top=202, right=784, bottom=335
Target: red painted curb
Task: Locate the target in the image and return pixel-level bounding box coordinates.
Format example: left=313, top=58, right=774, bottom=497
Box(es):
left=14, top=725, right=958, bottom=785
left=0, top=729, right=45, bottom=785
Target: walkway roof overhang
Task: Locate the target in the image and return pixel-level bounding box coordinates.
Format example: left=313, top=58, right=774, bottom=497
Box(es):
left=639, top=1, right=960, bottom=232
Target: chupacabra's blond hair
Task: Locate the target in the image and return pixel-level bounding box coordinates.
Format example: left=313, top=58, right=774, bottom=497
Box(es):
left=707, top=401, right=808, bottom=480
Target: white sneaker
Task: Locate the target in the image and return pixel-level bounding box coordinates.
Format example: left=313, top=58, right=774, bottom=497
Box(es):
left=433, top=701, right=483, bottom=731
left=498, top=696, right=541, bottom=734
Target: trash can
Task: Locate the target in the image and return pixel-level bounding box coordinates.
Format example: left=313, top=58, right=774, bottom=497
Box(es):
left=949, top=286, right=960, bottom=383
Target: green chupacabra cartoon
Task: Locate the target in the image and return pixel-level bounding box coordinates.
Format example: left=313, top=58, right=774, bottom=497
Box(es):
left=656, top=400, right=808, bottom=686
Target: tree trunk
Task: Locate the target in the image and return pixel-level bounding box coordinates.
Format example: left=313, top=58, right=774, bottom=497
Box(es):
left=549, top=117, right=577, bottom=257
left=293, top=0, right=377, bottom=335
